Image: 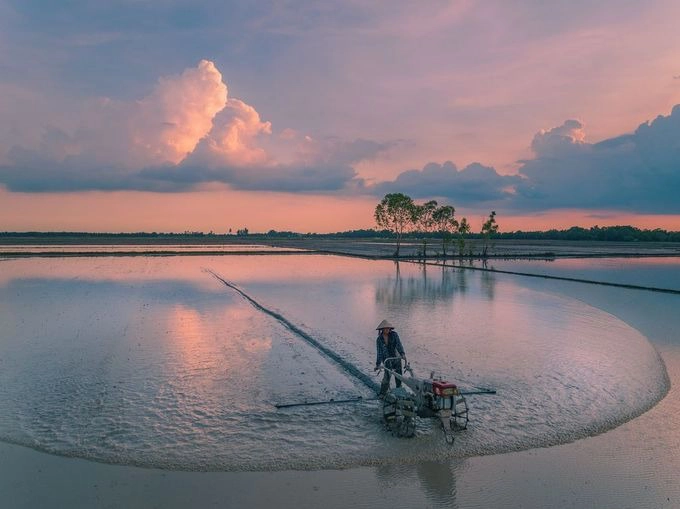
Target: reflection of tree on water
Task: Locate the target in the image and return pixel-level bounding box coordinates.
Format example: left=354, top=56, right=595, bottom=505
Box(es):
left=375, top=460, right=459, bottom=508
left=375, top=261, right=462, bottom=305
left=445, top=259, right=497, bottom=301
left=480, top=268, right=496, bottom=300
left=375, top=261, right=496, bottom=305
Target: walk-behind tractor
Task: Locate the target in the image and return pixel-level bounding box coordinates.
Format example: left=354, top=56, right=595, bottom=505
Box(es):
left=378, top=357, right=468, bottom=444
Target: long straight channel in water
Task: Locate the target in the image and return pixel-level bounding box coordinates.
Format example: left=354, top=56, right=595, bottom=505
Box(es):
left=207, top=268, right=497, bottom=401
left=205, top=268, right=380, bottom=393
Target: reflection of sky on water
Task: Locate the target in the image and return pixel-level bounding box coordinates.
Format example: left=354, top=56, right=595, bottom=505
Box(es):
left=375, top=461, right=459, bottom=509
left=450, top=276, right=680, bottom=509
left=415, top=461, right=459, bottom=508
left=0, top=256, right=669, bottom=471
left=477, top=256, right=680, bottom=290
left=375, top=262, right=473, bottom=305
left=0, top=244, right=305, bottom=253
left=214, top=256, right=666, bottom=457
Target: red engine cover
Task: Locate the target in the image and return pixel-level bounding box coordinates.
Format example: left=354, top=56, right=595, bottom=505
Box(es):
left=432, top=381, right=457, bottom=396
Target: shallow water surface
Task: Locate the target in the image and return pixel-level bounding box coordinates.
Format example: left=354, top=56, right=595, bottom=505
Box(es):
left=0, top=243, right=304, bottom=254
left=0, top=256, right=668, bottom=471
left=477, top=256, right=680, bottom=290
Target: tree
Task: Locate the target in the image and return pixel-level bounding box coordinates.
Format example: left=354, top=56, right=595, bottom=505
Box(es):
left=432, top=205, right=458, bottom=256
left=457, top=217, right=470, bottom=256
left=480, top=210, right=499, bottom=257
left=413, top=200, right=438, bottom=258
left=375, top=193, right=416, bottom=257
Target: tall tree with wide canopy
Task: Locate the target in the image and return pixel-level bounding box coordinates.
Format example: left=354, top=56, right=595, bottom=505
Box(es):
left=413, top=199, right=438, bottom=258
left=375, top=193, right=416, bottom=257
left=432, top=204, right=458, bottom=256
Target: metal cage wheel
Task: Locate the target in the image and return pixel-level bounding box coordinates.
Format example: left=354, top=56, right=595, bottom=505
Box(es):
left=396, top=415, right=416, bottom=438
left=451, top=394, right=469, bottom=430
left=382, top=394, right=416, bottom=438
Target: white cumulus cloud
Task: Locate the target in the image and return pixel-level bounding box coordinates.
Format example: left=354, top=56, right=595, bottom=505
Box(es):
left=0, top=60, right=380, bottom=193
left=187, top=97, right=273, bottom=168
left=133, top=59, right=228, bottom=165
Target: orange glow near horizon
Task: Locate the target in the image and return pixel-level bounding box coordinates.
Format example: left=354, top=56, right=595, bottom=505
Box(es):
left=2, top=187, right=680, bottom=233
left=0, top=187, right=377, bottom=234
left=3, top=7, right=680, bottom=238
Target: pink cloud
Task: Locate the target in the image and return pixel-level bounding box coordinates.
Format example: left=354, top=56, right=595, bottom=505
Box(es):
left=1, top=60, right=230, bottom=171
left=133, top=59, right=228, bottom=165
left=188, top=97, right=273, bottom=168
left=0, top=60, right=382, bottom=193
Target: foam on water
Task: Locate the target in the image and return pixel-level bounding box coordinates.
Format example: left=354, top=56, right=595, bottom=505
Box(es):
left=0, top=256, right=669, bottom=471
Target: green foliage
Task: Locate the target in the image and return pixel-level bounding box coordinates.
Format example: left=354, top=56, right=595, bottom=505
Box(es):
left=374, top=193, right=416, bottom=256
left=496, top=225, right=679, bottom=242
left=2, top=223, right=680, bottom=246
left=265, top=230, right=301, bottom=238
left=413, top=200, right=438, bottom=257
left=480, top=210, right=499, bottom=257
left=457, top=217, right=470, bottom=256
left=432, top=205, right=458, bottom=256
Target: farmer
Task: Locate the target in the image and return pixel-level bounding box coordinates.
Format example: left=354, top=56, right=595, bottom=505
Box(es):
left=374, top=319, right=407, bottom=397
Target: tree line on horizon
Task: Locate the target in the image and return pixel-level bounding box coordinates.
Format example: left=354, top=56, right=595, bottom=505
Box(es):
left=374, top=192, right=498, bottom=257
left=2, top=224, right=680, bottom=243
left=299, top=224, right=680, bottom=242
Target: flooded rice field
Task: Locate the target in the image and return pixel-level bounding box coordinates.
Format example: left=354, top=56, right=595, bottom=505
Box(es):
left=0, top=255, right=671, bottom=472
left=0, top=244, right=305, bottom=254
left=473, top=256, right=680, bottom=290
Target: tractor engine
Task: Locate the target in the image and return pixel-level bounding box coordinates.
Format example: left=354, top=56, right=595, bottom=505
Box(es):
left=380, top=358, right=469, bottom=443
left=430, top=380, right=458, bottom=411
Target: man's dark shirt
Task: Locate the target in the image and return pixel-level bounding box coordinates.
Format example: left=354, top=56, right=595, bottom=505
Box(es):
left=375, top=330, right=405, bottom=367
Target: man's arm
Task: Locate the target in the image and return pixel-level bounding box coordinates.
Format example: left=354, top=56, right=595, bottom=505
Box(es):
left=393, top=331, right=405, bottom=357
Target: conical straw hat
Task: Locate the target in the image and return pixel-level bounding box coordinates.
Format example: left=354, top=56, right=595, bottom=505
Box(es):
left=376, top=319, right=395, bottom=330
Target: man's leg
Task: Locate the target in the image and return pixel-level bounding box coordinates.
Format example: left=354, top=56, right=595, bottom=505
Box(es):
left=394, top=362, right=403, bottom=388
left=379, top=369, right=391, bottom=397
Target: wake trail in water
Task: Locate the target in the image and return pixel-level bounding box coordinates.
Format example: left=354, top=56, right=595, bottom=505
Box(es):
left=205, top=268, right=380, bottom=393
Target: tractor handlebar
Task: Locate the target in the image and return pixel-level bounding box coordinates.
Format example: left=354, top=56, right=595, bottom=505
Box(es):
left=376, top=356, right=412, bottom=375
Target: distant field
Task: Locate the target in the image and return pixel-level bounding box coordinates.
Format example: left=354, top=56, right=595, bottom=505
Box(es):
left=266, top=237, right=680, bottom=258
left=1, top=235, right=679, bottom=258
left=0, top=234, right=258, bottom=246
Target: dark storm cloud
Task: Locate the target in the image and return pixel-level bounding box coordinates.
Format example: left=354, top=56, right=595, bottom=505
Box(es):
left=141, top=161, right=361, bottom=193
left=514, top=105, right=680, bottom=212
left=372, top=161, right=522, bottom=205
left=0, top=140, right=369, bottom=194
left=0, top=157, right=362, bottom=194
left=372, top=105, right=680, bottom=213
left=0, top=147, right=182, bottom=192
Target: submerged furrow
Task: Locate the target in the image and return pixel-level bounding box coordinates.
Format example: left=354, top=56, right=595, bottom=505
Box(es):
left=205, top=269, right=380, bottom=393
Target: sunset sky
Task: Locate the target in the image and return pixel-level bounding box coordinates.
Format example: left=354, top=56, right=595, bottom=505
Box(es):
left=1, top=0, right=680, bottom=233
